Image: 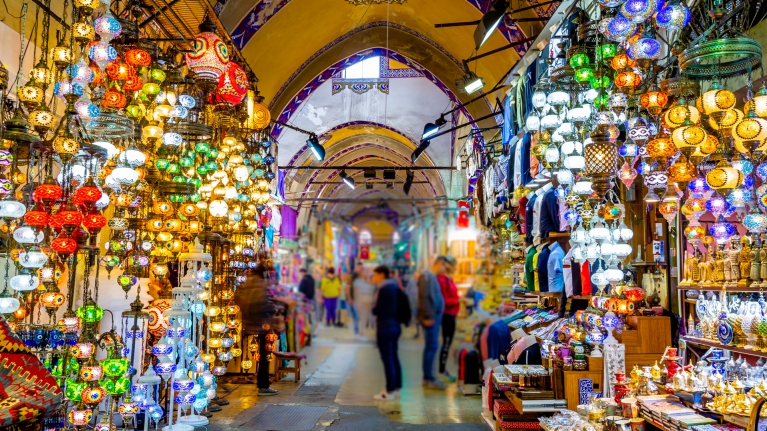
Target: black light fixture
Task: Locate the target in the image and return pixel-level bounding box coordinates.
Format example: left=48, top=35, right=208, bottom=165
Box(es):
left=474, top=0, right=509, bottom=50
left=411, top=140, right=430, bottom=163
left=403, top=170, right=415, bottom=195
left=421, top=114, right=447, bottom=140
left=339, top=170, right=355, bottom=190
left=306, top=134, right=325, bottom=161
left=457, top=71, right=485, bottom=95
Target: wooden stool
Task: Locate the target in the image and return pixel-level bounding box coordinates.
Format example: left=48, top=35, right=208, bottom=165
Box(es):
left=272, top=352, right=306, bottom=383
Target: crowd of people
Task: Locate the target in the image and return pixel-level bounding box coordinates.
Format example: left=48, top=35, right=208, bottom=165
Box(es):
left=296, top=255, right=461, bottom=401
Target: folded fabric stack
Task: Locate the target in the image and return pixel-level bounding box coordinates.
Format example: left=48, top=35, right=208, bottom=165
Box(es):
left=493, top=399, right=542, bottom=430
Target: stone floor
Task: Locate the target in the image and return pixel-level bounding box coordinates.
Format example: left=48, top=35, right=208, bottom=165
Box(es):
left=207, top=325, right=489, bottom=431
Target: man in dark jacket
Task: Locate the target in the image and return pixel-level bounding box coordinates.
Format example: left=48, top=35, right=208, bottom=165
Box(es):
left=298, top=268, right=315, bottom=300
left=236, top=266, right=279, bottom=396
left=372, top=265, right=402, bottom=401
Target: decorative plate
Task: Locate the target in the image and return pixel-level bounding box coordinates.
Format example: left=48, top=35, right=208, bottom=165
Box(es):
left=718, top=320, right=734, bottom=346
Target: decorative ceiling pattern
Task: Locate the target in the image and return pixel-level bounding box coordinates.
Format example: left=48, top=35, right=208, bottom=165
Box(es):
left=268, top=22, right=463, bottom=110
left=226, top=0, right=529, bottom=52
left=272, top=48, right=474, bottom=139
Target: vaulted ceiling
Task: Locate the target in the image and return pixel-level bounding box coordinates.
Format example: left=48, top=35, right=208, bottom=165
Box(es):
left=215, top=0, right=551, bottom=224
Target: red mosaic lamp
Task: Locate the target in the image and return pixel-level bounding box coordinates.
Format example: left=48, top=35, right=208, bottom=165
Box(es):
left=57, top=203, right=84, bottom=235
left=33, top=176, right=63, bottom=207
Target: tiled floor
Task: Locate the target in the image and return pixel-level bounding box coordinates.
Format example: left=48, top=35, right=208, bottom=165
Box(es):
left=208, top=325, right=488, bottom=430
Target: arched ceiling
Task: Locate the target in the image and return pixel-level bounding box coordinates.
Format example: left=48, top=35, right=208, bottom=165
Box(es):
left=214, top=0, right=550, bottom=225
left=219, top=0, right=543, bottom=115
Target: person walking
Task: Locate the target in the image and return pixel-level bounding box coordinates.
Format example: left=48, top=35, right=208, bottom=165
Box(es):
left=417, top=255, right=453, bottom=390
left=372, top=265, right=402, bottom=400
left=298, top=268, right=315, bottom=301
left=438, top=263, right=460, bottom=381
left=353, top=265, right=376, bottom=339
left=235, top=265, right=279, bottom=396
left=320, top=267, right=341, bottom=327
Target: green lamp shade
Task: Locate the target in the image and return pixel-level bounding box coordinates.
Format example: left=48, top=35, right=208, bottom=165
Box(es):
left=570, top=53, right=590, bottom=68
left=574, top=67, right=595, bottom=83
left=597, top=44, right=618, bottom=61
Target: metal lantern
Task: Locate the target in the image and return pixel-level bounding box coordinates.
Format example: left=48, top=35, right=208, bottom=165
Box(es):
left=702, top=81, right=736, bottom=121
left=671, top=123, right=708, bottom=156
left=584, top=124, right=618, bottom=198
left=706, top=159, right=744, bottom=195
left=732, top=110, right=767, bottom=155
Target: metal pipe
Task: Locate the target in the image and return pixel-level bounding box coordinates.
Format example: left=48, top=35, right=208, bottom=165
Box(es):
left=285, top=197, right=451, bottom=202
left=280, top=166, right=457, bottom=170
left=139, top=0, right=182, bottom=28
left=465, top=36, right=537, bottom=63
left=30, top=0, right=69, bottom=29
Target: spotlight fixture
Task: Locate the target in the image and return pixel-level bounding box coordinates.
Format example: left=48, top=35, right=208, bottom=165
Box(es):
left=457, top=71, right=485, bottom=95
left=403, top=170, right=415, bottom=195
left=340, top=171, right=355, bottom=190
left=474, top=0, right=509, bottom=50
left=306, top=134, right=325, bottom=161
left=421, top=114, right=447, bottom=140
left=411, top=140, right=430, bottom=163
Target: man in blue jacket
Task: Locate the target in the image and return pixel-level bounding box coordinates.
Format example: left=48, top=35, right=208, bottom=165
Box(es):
left=417, top=255, right=455, bottom=389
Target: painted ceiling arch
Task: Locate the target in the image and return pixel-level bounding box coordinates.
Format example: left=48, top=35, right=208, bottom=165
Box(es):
left=286, top=143, right=446, bottom=201
left=285, top=121, right=437, bottom=168
left=272, top=47, right=475, bottom=140
left=219, top=0, right=541, bottom=113
left=274, top=57, right=461, bottom=169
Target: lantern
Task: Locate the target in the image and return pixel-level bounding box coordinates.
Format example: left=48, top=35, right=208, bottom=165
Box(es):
left=706, top=160, right=744, bottom=194
left=702, top=82, right=736, bottom=119
left=732, top=111, right=767, bottom=155
left=640, top=88, right=669, bottom=115
left=615, top=70, right=641, bottom=92
left=214, top=63, right=248, bottom=105
left=655, top=2, right=691, bottom=30
left=185, top=26, right=230, bottom=86
left=671, top=124, right=708, bottom=156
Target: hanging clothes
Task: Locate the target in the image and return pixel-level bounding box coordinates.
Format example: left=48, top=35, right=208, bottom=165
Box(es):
left=539, top=186, right=562, bottom=240
left=525, top=193, right=538, bottom=244
left=524, top=245, right=536, bottom=291
left=536, top=244, right=552, bottom=292
left=547, top=242, right=565, bottom=293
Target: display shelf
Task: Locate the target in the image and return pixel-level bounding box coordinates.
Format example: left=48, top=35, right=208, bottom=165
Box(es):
left=503, top=391, right=567, bottom=413
left=684, top=298, right=698, bottom=304
left=678, top=285, right=763, bottom=292
left=682, top=336, right=767, bottom=358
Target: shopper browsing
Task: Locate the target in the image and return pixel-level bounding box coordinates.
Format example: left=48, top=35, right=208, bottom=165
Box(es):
left=417, top=255, right=455, bottom=390
left=352, top=264, right=375, bottom=339
left=438, top=261, right=459, bottom=381
left=320, top=267, right=341, bottom=327
left=372, top=265, right=402, bottom=401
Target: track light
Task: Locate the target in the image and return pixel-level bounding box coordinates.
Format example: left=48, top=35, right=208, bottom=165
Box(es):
left=474, top=0, right=509, bottom=50
left=403, top=170, right=415, bottom=195
left=421, top=114, right=447, bottom=140
left=457, top=71, right=485, bottom=95
left=306, top=135, right=325, bottom=161
left=340, top=171, right=355, bottom=190
left=411, top=140, right=430, bottom=163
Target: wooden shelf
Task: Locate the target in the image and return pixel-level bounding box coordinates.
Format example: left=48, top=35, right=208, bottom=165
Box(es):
left=684, top=298, right=698, bottom=304
left=632, top=261, right=663, bottom=266
left=678, top=285, right=763, bottom=292
left=682, top=336, right=767, bottom=358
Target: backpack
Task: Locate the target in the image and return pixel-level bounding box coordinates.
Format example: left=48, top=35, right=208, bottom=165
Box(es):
left=396, top=289, right=412, bottom=326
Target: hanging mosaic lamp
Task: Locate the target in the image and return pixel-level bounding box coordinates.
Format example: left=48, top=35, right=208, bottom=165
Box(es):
left=732, top=109, right=767, bottom=155
left=655, top=1, right=691, bottom=30
left=706, top=159, right=744, bottom=195
left=185, top=15, right=230, bottom=90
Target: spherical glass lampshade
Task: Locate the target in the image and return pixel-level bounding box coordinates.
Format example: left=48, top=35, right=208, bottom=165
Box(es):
left=10, top=272, right=39, bottom=291
left=88, top=42, right=117, bottom=69
left=605, top=16, right=637, bottom=42
left=622, top=0, right=660, bottom=23
left=640, top=90, right=668, bottom=115
left=655, top=2, right=691, bottom=30
left=564, top=155, right=586, bottom=170
left=0, top=294, right=20, bottom=313
left=0, top=199, right=26, bottom=219
left=18, top=250, right=48, bottom=268
left=615, top=70, right=641, bottom=91
left=531, top=90, right=547, bottom=110
left=702, top=85, right=736, bottom=115
left=185, top=32, right=230, bottom=82
left=573, top=179, right=593, bottom=195
left=744, top=211, right=767, bottom=232
left=751, top=87, right=767, bottom=117
left=540, top=114, right=562, bottom=131
left=214, top=62, right=248, bottom=105
left=726, top=188, right=751, bottom=207
left=94, top=11, right=121, bottom=41
left=708, top=108, right=743, bottom=131
left=644, top=170, right=668, bottom=191
left=671, top=124, right=707, bottom=155
left=664, top=104, right=701, bottom=128
left=605, top=264, right=625, bottom=284
left=591, top=268, right=609, bottom=288
left=111, top=166, right=139, bottom=185
left=629, top=35, right=661, bottom=61
left=646, top=133, right=677, bottom=158
left=706, top=160, right=744, bottom=193
left=547, top=90, right=570, bottom=108
left=733, top=115, right=767, bottom=154
left=710, top=219, right=736, bottom=242
left=667, top=158, right=696, bottom=184
left=611, top=53, right=636, bottom=71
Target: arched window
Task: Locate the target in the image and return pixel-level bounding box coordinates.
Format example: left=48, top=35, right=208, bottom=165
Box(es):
left=392, top=231, right=401, bottom=245
left=343, top=57, right=380, bottom=79
left=359, top=230, right=372, bottom=245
